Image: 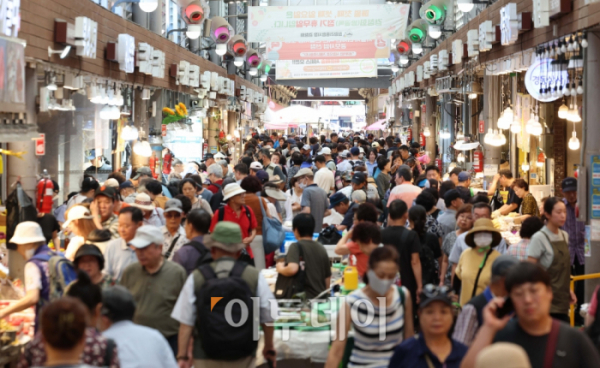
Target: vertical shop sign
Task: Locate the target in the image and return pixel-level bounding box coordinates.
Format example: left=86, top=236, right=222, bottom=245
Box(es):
left=591, top=155, right=600, bottom=219
left=478, top=120, right=485, bottom=133
left=35, top=134, right=45, bottom=156
left=74, top=17, right=98, bottom=59
left=0, top=0, right=20, bottom=37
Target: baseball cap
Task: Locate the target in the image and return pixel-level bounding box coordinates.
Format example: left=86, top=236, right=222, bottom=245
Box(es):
left=200, top=153, right=214, bottom=162
left=458, top=172, right=470, bottom=182
left=132, top=167, right=153, bottom=180
left=129, top=225, right=163, bottom=249
left=164, top=198, right=183, bottom=213
left=318, top=147, right=331, bottom=155
left=419, top=284, right=454, bottom=309
left=87, top=149, right=96, bottom=160
left=394, top=137, right=402, bottom=143
left=250, top=162, right=263, bottom=170
left=294, top=168, right=314, bottom=178
left=561, top=177, right=577, bottom=192
left=328, top=192, right=349, bottom=208
left=119, top=181, right=133, bottom=190
left=491, top=255, right=519, bottom=278
left=302, top=144, right=311, bottom=151
left=291, top=147, right=300, bottom=153
left=95, top=187, right=118, bottom=202
left=103, top=178, right=119, bottom=188
left=358, top=147, right=365, bottom=154
left=372, top=142, right=380, bottom=148
left=255, top=170, right=269, bottom=183
left=475, top=343, right=531, bottom=368
left=63, top=206, right=93, bottom=229
left=350, top=147, right=360, bottom=156
left=339, top=150, right=349, bottom=158
left=351, top=172, right=367, bottom=184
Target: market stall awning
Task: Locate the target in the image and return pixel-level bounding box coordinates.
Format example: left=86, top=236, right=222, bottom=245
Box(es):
left=365, top=119, right=387, bottom=130
left=264, top=121, right=299, bottom=130
left=274, top=105, right=322, bottom=124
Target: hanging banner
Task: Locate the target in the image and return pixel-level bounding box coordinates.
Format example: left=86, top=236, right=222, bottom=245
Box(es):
left=248, top=4, right=411, bottom=43
left=266, top=39, right=390, bottom=60
left=276, top=59, right=377, bottom=80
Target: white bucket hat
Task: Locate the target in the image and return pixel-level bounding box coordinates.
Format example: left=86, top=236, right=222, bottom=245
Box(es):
left=318, top=147, right=331, bottom=155
left=63, top=205, right=94, bottom=229
left=10, top=222, right=46, bottom=245
left=131, top=192, right=156, bottom=211
left=222, top=183, right=246, bottom=201
left=266, top=187, right=287, bottom=201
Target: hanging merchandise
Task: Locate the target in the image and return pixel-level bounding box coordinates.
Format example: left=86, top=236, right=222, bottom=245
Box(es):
left=162, top=103, right=189, bottom=125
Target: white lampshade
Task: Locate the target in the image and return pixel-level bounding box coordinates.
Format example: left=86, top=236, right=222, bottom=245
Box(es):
left=558, top=102, right=569, bottom=119
left=139, top=0, right=158, bottom=12
left=429, top=25, right=442, bottom=39
left=234, top=57, right=244, bottom=67
left=503, top=107, right=514, bottom=123
left=391, top=64, right=400, bottom=73
left=497, top=111, right=511, bottom=130
left=457, top=0, right=475, bottom=12
left=484, top=128, right=493, bottom=144
left=569, top=130, right=580, bottom=150
left=249, top=67, right=258, bottom=76
left=412, top=43, right=423, bottom=54
left=216, top=44, right=227, bottom=56
left=522, top=162, right=530, bottom=171
left=510, top=118, right=522, bottom=133
left=186, top=25, right=202, bottom=40
left=525, top=116, right=543, bottom=136
left=100, top=105, right=112, bottom=120
left=399, top=55, right=409, bottom=65
left=134, top=140, right=152, bottom=157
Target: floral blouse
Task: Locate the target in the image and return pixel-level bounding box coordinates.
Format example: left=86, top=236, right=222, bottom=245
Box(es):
left=520, top=193, right=540, bottom=217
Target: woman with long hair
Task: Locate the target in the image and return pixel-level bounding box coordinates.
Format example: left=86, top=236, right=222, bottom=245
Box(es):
left=63, top=205, right=98, bottom=261
left=284, top=176, right=303, bottom=222
left=409, top=205, right=442, bottom=285
left=325, top=246, right=414, bottom=368
left=366, top=149, right=378, bottom=177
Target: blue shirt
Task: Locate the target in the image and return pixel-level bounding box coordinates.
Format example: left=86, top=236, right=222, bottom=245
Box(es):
left=103, top=238, right=138, bottom=281
left=389, top=336, right=468, bottom=368
left=102, top=320, right=178, bottom=368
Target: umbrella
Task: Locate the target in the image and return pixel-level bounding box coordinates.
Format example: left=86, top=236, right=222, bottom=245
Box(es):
left=274, top=105, right=322, bottom=124
left=365, top=119, right=387, bottom=130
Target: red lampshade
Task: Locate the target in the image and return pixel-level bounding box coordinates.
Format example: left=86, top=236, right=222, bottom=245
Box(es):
left=185, top=4, right=204, bottom=23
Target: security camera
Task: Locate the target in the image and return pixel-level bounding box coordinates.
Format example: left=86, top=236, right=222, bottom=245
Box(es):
left=228, top=35, right=248, bottom=67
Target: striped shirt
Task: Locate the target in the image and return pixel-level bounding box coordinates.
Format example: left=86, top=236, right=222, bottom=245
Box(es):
left=346, top=287, right=407, bottom=368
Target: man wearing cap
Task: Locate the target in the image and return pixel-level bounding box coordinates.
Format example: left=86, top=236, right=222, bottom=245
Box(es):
left=453, top=255, right=518, bottom=345
left=348, top=147, right=364, bottom=169
left=120, top=225, right=187, bottom=354
left=318, top=147, right=336, bottom=172
left=249, top=161, right=263, bottom=176
left=561, top=177, right=586, bottom=322
left=437, top=189, right=464, bottom=236
left=131, top=192, right=165, bottom=227
left=301, top=144, right=312, bottom=160
left=120, top=181, right=136, bottom=203
left=67, top=177, right=99, bottom=210
left=104, top=207, right=144, bottom=281
left=329, top=192, right=356, bottom=232
left=74, top=243, right=116, bottom=289
left=338, top=172, right=368, bottom=200
left=91, top=187, right=119, bottom=239
left=297, top=168, right=329, bottom=233
left=260, top=149, right=286, bottom=183
left=171, top=222, right=278, bottom=367
left=200, top=153, right=215, bottom=168
left=100, top=286, right=178, bottom=368
left=132, top=167, right=153, bottom=188
left=314, top=155, right=335, bottom=194
left=0, top=222, right=54, bottom=326
left=336, top=150, right=353, bottom=173
left=162, top=199, right=189, bottom=261
left=456, top=172, right=473, bottom=203
left=387, top=166, right=421, bottom=209
left=209, top=183, right=258, bottom=259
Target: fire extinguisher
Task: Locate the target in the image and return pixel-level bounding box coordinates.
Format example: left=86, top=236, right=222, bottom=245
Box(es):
left=162, top=149, right=173, bottom=175
left=149, top=152, right=159, bottom=179
left=36, top=177, right=54, bottom=214
left=420, top=133, right=426, bottom=147
left=473, top=148, right=484, bottom=172
left=435, top=158, right=442, bottom=168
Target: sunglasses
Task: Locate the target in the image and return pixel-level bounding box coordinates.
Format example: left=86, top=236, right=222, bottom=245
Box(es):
left=422, top=284, right=452, bottom=299
left=165, top=212, right=182, bottom=218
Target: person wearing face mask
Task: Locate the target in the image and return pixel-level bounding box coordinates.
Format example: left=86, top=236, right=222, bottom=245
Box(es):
left=325, top=246, right=414, bottom=368
left=0, top=222, right=54, bottom=327
left=455, top=218, right=503, bottom=306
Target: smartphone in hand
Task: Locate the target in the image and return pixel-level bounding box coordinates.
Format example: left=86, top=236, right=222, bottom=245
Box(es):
left=496, top=297, right=514, bottom=318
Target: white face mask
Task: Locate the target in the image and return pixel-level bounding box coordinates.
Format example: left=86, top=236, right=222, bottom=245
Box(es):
left=25, top=248, right=35, bottom=260
left=367, top=270, right=395, bottom=296
left=473, top=232, right=493, bottom=248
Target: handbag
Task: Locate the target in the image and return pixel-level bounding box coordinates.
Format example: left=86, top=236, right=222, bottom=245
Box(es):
left=317, top=225, right=342, bottom=245
left=257, top=194, right=285, bottom=254
left=274, top=242, right=306, bottom=299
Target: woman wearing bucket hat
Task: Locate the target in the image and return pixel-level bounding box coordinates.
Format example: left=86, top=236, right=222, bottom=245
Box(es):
left=455, top=218, right=503, bottom=305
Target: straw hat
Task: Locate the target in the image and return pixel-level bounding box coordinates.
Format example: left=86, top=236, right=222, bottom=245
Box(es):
left=465, top=218, right=502, bottom=248
left=10, top=222, right=46, bottom=245
left=131, top=193, right=155, bottom=211
left=474, top=343, right=531, bottom=368
left=63, top=205, right=93, bottom=229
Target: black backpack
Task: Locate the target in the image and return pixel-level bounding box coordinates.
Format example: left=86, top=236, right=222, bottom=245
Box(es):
left=196, top=262, right=258, bottom=360
left=419, top=234, right=439, bottom=285
left=185, top=240, right=212, bottom=268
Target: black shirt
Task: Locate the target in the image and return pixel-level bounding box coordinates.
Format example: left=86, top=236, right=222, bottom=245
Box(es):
left=506, top=187, right=523, bottom=212
left=494, top=319, right=600, bottom=368
left=421, top=232, right=442, bottom=259
left=36, top=214, right=60, bottom=243
left=341, top=203, right=359, bottom=229
left=456, top=186, right=472, bottom=203
left=381, top=226, right=421, bottom=296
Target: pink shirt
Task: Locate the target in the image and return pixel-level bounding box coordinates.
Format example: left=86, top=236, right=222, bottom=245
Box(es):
left=387, top=183, right=422, bottom=208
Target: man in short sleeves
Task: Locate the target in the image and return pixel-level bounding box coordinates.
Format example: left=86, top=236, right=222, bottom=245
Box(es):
left=297, top=168, right=329, bottom=233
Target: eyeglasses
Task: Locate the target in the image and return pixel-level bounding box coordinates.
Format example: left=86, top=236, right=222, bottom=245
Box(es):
left=165, top=212, right=182, bottom=219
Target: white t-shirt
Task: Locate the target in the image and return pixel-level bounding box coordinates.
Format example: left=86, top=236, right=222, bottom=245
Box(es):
left=64, top=236, right=85, bottom=261
left=24, top=262, right=42, bottom=292
left=284, top=190, right=303, bottom=222
left=314, top=167, right=335, bottom=194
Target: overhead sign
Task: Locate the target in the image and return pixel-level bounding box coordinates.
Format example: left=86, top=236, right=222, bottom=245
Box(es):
left=117, top=34, right=135, bottom=73
left=276, top=59, right=377, bottom=80
left=74, top=17, right=97, bottom=59
left=266, top=39, right=390, bottom=60
left=248, top=4, right=411, bottom=43
left=308, top=88, right=349, bottom=97
left=524, top=58, right=568, bottom=102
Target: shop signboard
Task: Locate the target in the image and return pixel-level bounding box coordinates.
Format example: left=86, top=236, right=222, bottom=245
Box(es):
left=525, top=58, right=568, bottom=102
left=266, top=39, right=390, bottom=60
left=35, top=134, right=45, bottom=156
left=248, top=4, right=411, bottom=43
left=74, top=17, right=97, bottom=59
left=591, top=155, right=600, bottom=219
left=0, top=0, right=20, bottom=38
left=276, top=59, right=377, bottom=80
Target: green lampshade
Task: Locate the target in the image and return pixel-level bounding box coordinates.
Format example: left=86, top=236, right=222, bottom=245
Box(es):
left=425, top=5, right=444, bottom=21
left=264, top=64, right=271, bottom=74
left=409, top=28, right=425, bottom=43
